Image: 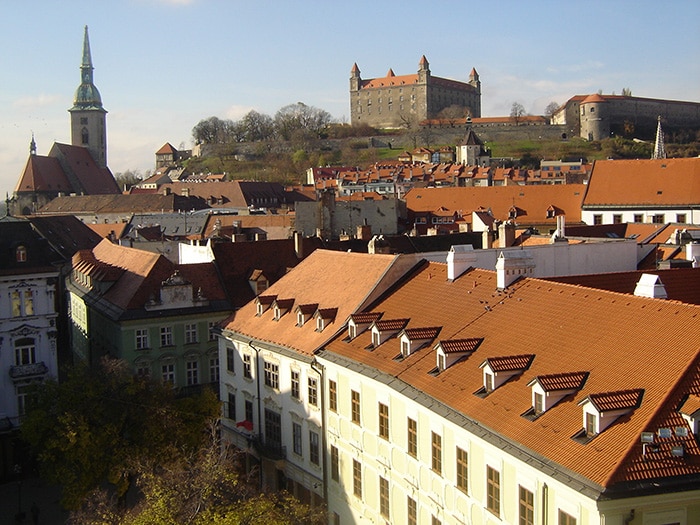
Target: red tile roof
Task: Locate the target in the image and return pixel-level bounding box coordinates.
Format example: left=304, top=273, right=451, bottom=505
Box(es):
left=585, top=389, right=645, bottom=412
left=374, top=318, right=410, bottom=332
left=483, top=354, right=535, bottom=372
left=534, top=371, right=589, bottom=392
left=439, top=338, right=482, bottom=354
left=351, top=312, right=383, bottom=324
left=404, top=326, right=441, bottom=341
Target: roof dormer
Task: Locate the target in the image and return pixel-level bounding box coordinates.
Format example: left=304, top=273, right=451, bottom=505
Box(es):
left=272, top=298, right=294, bottom=320
left=574, top=389, right=644, bottom=443
left=434, top=338, right=482, bottom=372
left=679, top=394, right=700, bottom=436
left=295, top=303, right=319, bottom=327
left=348, top=312, right=383, bottom=340
left=634, top=273, right=668, bottom=299
left=399, top=326, right=442, bottom=358
left=315, top=307, right=338, bottom=332
left=477, top=354, right=534, bottom=396
left=524, top=371, right=589, bottom=419
left=256, top=295, right=276, bottom=316
left=370, top=318, right=409, bottom=348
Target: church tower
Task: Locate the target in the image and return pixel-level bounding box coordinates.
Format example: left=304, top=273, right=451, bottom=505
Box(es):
left=69, top=26, right=107, bottom=168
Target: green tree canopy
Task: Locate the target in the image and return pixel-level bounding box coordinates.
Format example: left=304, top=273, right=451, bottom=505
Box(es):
left=21, top=357, right=220, bottom=509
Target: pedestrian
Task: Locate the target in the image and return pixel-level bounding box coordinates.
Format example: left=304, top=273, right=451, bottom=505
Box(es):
left=30, top=502, right=39, bottom=525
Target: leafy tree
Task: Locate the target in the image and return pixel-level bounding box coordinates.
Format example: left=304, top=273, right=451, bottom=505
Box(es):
left=67, top=423, right=325, bottom=525
left=21, top=357, right=220, bottom=509
left=621, top=87, right=632, bottom=96
left=544, top=101, right=560, bottom=118
left=274, top=102, right=332, bottom=141
left=241, top=110, right=275, bottom=142
left=192, top=116, right=236, bottom=144
left=510, top=102, right=526, bottom=125
left=114, top=169, right=146, bottom=192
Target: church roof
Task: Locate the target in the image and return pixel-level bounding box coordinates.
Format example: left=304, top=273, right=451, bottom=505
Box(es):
left=14, top=155, right=72, bottom=193
left=48, top=143, right=119, bottom=195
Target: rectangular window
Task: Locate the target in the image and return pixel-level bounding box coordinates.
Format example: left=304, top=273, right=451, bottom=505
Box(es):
left=378, top=402, right=389, bottom=440
left=586, top=411, right=597, bottom=435
left=379, top=476, right=390, bottom=518
left=162, top=363, right=175, bottom=384
left=372, top=331, right=380, bottom=347
left=519, top=486, right=534, bottom=525
left=226, top=347, right=235, bottom=373
left=558, top=510, right=576, bottom=525
left=160, top=326, right=173, bottom=347
left=264, top=361, right=279, bottom=389
left=677, top=213, right=687, bottom=224
left=593, top=214, right=603, bottom=225
left=353, top=459, right=362, bottom=498
left=186, top=360, right=199, bottom=385
left=208, top=321, right=218, bottom=341
left=653, top=214, right=665, bottom=224
left=15, top=343, right=36, bottom=366
left=243, top=354, right=252, bottom=379
left=407, top=417, right=417, bottom=457
left=264, top=409, right=282, bottom=449
left=136, top=364, right=150, bottom=378
left=330, top=445, right=339, bottom=481
left=185, top=323, right=198, bottom=344
left=534, top=392, right=544, bottom=414
left=245, top=400, right=253, bottom=423
left=612, top=214, right=623, bottom=224
left=227, top=392, right=236, bottom=420
left=292, top=422, right=302, bottom=456
left=456, top=447, right=468, bottom=493
left=291, top=370, right=300, bottom=399
left=210, top=356, right=219, bottom=383
left=308, top=377, right=318, bottom=406
left=487, top=466, right=500, bottom=516
left=135, top=328, right=149, bottom=350
left=351, top=390, right=361, bottom=424
left=431, top=432, right=442, bottom=473
left=407, top=496, right=417, bottom=525
left=634, top=214, right=643, bottom=223
left=309, top=430, right=320, bottom=465
left=329, top=380, right=338, bottom=412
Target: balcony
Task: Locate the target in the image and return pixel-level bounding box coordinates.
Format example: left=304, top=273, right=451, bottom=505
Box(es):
left=251, top=436, right=286, bottom=461
left=9, top=362, right=48, bottom=380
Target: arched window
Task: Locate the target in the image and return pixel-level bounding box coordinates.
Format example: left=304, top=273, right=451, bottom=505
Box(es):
left=81, top=127, right=89, bottom=145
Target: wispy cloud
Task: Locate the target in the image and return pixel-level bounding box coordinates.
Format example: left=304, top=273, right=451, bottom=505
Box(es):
left=225, top=105, right=255, bottom=120
left=13, top=94, right=61, bottom=109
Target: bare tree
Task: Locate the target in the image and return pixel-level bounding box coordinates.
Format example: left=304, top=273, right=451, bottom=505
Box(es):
left=510, top=102, right=526, bottom=125
left=544, top=101, right=560, bottom=118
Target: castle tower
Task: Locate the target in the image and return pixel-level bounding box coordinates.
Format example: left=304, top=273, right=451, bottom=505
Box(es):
left=350, top=62, right=361, bottom=92
left=468, top=67, right=482, bottom=117
left=418, top=55, right=430, bottom=83
left=69, top=26, right=107, bottom=168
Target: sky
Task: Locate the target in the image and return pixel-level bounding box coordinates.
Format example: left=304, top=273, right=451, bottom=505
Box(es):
left=1, top=0, right=699, bottom=197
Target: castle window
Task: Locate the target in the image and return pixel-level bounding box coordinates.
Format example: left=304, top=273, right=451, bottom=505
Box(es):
left=80, top=117, right=88, bottom=124
left=81, top=127, right=89, bottom=144
left=590, top=107, right=595, bottom=113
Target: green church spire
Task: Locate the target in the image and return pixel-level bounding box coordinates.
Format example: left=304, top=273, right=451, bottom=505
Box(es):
left=72, top=25, right=103, bottom=109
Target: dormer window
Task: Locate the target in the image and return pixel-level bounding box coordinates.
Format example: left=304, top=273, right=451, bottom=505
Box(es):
left=256, top=295, right=277, bottom=316
left=573, top=389, right=644, bottom=443
left=16, top=245, right=27, bottom=263
left=434, top=338, right=482, bottom=373
left=399, top=327, right=441, bottom=358
left=272, top=298, right=294, bottom=321
left=295, top=304, right=318, bottom=327
left=370, top=318, right=409, bottom=347
left=524, top=371, right=589, bottom=419
left=678, top=394, right=700, bottom=435
left=314, top=308, right=337, bottom=333
left=477, top=354, right=535, bottom=396
left=348, top=312, right=383, bottom=340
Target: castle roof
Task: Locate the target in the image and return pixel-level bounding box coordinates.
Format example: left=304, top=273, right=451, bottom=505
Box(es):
left=156, top=142, right=177, bottom=155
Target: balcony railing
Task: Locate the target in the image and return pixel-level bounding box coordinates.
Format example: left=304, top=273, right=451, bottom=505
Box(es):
left=251, top=436, right=286, bottom=461
left=9, top=362, right=48, bottom=379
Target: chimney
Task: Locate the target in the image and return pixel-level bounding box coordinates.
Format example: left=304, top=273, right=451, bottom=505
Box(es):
left=498, top=221, right=516, bottom=248
left=482, top=228, right=493, bottom=249
left=634, top=274, right=668, bottom=299
left=294, top=231, right=304, bottom=259
left=496, top=250, right=535, bottom=289
left=447, top=245, right=477, bottom=280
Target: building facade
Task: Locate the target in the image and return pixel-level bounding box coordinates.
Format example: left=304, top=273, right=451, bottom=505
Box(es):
left=350, top=56, right=481, bottom=128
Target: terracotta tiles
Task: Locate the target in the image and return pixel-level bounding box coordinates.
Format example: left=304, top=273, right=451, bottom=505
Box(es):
left=296, top=303, right=319, bottom=315
left=350, top=312, right=383, bottom=324
left=679, top=394, right=700, bottom=416
left=317, top=307, right=338, bottom=321
left=374, top=318, right=410, bottom=332
left=585, top=389, right=645, bottom=412
left=322, top=260, right=700, bottom=488
left=439, top=338, right=482, bottom=354
left=482, top=354, right=535, bottom=372
left=535, top=371, right=589, bottom=392
left=404, top=326, right=441, bottom=341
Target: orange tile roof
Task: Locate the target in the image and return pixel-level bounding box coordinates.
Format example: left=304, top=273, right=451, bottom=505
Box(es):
left=404, top=326, right=441, bottom=341
left=583, top=158, right=700, bottom=208
left=296, top=303, right=319, bottom=315
left=439, top=338, right=482, bottom=354
left=222, top=250, right=411, bottom=355
left=585, top=389, right=645, bottom=412
left=679, top=394, right=700, bottom=416
left=405, top=185, right=585, bottom=224
left=483, top=354, right=535, bottom=372
left=322, top=261, right=700, bottom=489
left=374, top=318, right=410, bottom=332
left=535, top=371, right=589, bottom=392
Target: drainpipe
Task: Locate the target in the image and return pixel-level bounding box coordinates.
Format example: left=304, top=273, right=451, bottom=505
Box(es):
left=310, top=358, right=328, bottom=505
left=249, top=341, right=263, bottom=488
left=541, top=483, right=548, bottom=525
